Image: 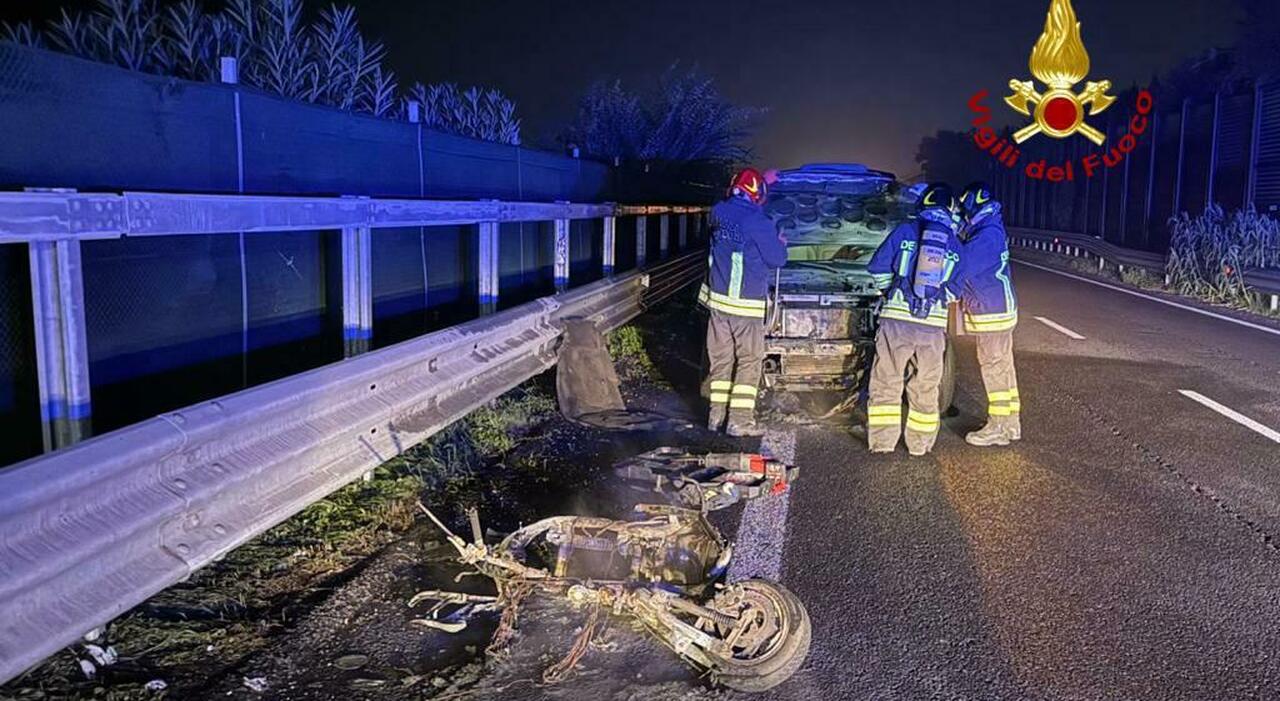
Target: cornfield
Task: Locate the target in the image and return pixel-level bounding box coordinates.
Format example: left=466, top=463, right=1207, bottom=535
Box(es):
left=0, top=0, right=520, bottom=143
left=1167, top=204, right=1280, bottom=306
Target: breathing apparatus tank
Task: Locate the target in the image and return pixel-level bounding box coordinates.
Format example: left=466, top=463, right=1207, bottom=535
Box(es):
left=908, top=184, right=957, bottom=318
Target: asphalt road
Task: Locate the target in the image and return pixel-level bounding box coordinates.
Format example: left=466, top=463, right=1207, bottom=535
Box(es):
left=762, top=261, right=1280, bottom=700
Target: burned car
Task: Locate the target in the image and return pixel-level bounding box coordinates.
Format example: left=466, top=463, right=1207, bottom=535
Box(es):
left=763, top=164, right=955, bottom=409
left=412, top=450, right=810, bottom=693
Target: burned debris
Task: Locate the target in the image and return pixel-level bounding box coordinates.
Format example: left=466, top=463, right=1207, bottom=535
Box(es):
left=411, top=450, right=810, bottom=693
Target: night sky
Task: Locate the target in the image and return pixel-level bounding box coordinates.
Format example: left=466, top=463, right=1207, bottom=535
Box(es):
left=6, top=0, right=1241, bottom=176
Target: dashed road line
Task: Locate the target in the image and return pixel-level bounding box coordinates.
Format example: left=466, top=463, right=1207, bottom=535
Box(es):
left=727, top=427, right=795, bottom=583
left=1178, top=390, right=1280, bottom=445
left=1016, top=258, right=1280, bottom=338
left=1034, top=315, right=1087, bottom=340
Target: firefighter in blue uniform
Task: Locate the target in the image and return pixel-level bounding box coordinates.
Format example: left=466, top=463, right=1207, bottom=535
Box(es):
left=957, top=182, right=1021, bottom=446
left=699, top=168, right=789, bottom=437
left=865, top=183, right=964, bottom=456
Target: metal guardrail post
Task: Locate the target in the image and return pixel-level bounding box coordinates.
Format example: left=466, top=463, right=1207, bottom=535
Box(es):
left=554, top=211, right=570, bottom=292
left=29, top=237, right=92, bottom=452
left=678, top=214, right=688, bottom=249
left=659, top=214, right=670, bottom=258
left=636, top=215, right=648, bottom=268
left=603, top=214, right=616, bottom=276
left=478, top=221, right=499, bottom=314
left=341, top=224, right=373, bottom=357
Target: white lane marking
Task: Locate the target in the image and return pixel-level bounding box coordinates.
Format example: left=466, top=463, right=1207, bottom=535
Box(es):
left=1178, top=390, right=1280, bottom=445
left=1034, top=315, right=1087, bottom=340
left=727, top=428, right=795, bottom=583
left=1015, top=258, right=1280, bottom=339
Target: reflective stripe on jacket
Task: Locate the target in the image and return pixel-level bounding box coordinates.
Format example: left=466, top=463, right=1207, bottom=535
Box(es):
left=700, top=197, right=787, bottom=319
left=867, top=213, right=963, bottom=329
left=958, top=205, right=1018, bottom=333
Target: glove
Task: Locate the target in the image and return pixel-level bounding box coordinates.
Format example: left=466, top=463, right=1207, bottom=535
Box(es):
left=909, top=295, right=934, bottom=320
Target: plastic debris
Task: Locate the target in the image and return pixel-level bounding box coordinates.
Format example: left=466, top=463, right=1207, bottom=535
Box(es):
left=333, top=654, right=369, bottom=671
left=84, top=644, right=118, bottom=667
left=243, top=676, right=269, bottom=693
left=78, top=659, right=96, bottom=679
left=145, top=680, right=168, bottom=693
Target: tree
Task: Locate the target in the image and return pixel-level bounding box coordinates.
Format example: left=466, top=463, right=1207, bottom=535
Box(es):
left=915, top=130, right=993, bottom=186
left=569, top=66, right=760, bottom=166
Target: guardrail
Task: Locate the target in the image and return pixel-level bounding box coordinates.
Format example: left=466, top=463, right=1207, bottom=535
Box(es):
left=0, top=191, right=707, bottom=684
left=1008, top=227, right=1280, bottom=312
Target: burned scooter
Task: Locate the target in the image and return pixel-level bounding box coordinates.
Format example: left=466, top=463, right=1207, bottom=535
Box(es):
left=411, top=449, right=810, bottom=693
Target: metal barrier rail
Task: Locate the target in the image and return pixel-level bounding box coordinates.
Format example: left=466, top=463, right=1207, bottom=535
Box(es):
left=1008, top=227, right=1280, bottom=309
left=0, top=250, right=707, bottom=684
left=0, top=191, right=716, bottom=243
left=0, top=189, right=709, bottom=683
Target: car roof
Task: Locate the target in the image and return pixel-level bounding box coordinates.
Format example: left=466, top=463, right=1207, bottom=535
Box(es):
left=775, top=163, right=896, bottom=184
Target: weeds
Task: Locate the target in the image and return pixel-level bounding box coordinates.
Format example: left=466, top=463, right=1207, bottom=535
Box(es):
left=607, top=325, right=659, bottom=381
left=1120, top=266, right=1165, bottom=290
left=3, top=384, right=556, bottom=700
left=6, top=0, right=519, bottom=142
left=1168, top=205, right=1280, bottom=310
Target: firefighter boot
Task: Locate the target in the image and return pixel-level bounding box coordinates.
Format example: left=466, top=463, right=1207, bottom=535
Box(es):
left=1006, top=415, right=1022, bottom=441
left=965, top=418, right=1012, bottom=447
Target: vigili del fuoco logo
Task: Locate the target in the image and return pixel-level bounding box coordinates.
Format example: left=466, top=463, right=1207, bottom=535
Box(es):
left=967, top=0, right=1154, bottom=183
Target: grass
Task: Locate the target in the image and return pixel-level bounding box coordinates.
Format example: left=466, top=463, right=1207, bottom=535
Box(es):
left=2, top=384, right=559, bottom=700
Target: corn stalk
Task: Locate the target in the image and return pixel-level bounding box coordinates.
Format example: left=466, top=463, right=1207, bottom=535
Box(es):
left=1167, top=204, right=1280, bottom=308
left=1, top=21, right=44, bottom=48
left=11, top=0, right=523, bottom=143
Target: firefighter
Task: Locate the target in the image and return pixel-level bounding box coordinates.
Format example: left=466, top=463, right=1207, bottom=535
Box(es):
left=865, top=183, right=963, bottom=456
left=700, top=167, right=789, bottom=437
left=957, top=182, right=1021, bottom=446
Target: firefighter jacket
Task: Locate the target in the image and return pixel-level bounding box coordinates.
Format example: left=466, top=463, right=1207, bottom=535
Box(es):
left=698, top=197, right=788, bottom=319
left=868, top=208, right=963, bottom=329
left=957, top=203, right=1018, bottom=333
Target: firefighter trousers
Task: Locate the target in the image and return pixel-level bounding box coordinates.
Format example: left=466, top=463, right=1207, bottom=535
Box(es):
left=867, top=319, right=946, bottom=454
left=705, top=310, right=765, bottom=429
left=976, top=330, right=1021, bottom=432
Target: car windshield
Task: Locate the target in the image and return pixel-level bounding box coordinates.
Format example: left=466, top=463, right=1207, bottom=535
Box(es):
left=764, top=171, right=911, bottom=264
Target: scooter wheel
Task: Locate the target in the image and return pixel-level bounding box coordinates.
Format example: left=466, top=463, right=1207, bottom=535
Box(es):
left=703, top=580, right=811, bottom=693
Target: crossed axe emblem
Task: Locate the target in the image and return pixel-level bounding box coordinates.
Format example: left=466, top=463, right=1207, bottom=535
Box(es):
left=1005, top=79, right=1116, bottom=146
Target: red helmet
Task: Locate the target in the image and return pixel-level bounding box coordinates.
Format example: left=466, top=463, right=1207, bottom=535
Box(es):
left=729, top=168, right=767, bottom=205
